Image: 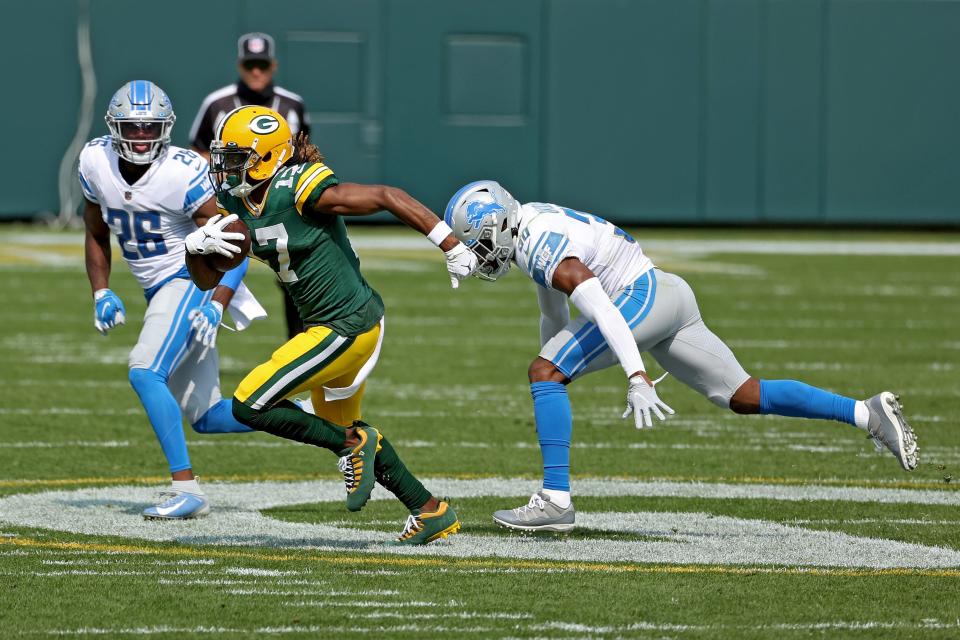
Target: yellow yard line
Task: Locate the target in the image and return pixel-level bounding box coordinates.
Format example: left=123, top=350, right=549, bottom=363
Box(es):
left=2, top=536, right=958, bottom=578
left=0, top=473, right=955, bottom=491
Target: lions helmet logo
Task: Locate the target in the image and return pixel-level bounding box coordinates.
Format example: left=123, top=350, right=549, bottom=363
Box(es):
left=465, top=200, right=505, bottom=230
left=249, top=115, right=280, bottom=135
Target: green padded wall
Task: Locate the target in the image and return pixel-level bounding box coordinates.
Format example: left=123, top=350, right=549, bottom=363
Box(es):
left=3, top=0, right=958, bottom=224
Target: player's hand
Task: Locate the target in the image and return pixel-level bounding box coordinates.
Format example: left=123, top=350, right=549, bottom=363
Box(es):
left=622, top=373, right=674, bottom=429
left=184, top=214, right=244, bottom=257
left=444, top=242, right=478, bottom=289
left=188, top=300, right=223, bottom=348
left=93, top=288, right=126, bottom=336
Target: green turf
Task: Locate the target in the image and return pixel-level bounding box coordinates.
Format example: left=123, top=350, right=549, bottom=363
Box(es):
left=1, top=227, right=958, bottom=638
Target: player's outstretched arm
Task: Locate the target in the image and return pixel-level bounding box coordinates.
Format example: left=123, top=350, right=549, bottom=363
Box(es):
left=310, top=183, right=446, bottom=236
left=552, top=258, right=674, bottom=428
left=309, top=183, right=477, bottom=287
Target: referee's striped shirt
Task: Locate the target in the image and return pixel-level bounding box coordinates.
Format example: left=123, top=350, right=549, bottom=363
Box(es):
left=189, top=82, right=310, bottom=152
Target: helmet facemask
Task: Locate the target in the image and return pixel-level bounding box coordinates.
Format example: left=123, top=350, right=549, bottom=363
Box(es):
left=209, top=141, right=263, bottom=197
left=470, top=213, right=517, bottom=281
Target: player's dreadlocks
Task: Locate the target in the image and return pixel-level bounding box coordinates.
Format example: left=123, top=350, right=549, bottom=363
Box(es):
left=292, top=132, right=324, bottom=164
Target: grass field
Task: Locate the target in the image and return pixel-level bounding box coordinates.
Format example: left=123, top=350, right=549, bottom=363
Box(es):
left=1, top=225, right=959, bottom=638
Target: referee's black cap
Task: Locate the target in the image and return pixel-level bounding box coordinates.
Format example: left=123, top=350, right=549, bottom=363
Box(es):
left=238, top=33, right=275, bottom=62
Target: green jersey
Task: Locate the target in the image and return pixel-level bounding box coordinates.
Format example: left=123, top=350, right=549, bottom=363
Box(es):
left=217, top=161, right=383, bottom=337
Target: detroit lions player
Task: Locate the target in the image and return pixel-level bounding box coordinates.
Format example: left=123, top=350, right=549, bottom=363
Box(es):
left=80, top=81, right=263, bottom=519
left=445, top=181, right=919, bottom=532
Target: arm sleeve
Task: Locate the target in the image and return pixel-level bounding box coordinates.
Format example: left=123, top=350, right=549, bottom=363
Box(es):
left=294, top=162, right=339, bottom=214
left=536, top=285, right=570, bottom=348
left=569, top=277, right=645, bottom=377
left=218, top=257, right=249, bottom=291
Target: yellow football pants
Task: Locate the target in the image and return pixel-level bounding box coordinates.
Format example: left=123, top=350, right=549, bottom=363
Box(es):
left=234, top=322, right=381, bottom=427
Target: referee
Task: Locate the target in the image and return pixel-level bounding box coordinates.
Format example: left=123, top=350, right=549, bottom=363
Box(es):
left=190, top=32, right=309, bottom=338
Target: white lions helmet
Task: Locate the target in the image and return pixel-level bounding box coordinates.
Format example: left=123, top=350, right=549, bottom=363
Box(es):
left=104, top=80, right=176, bottom=165
left=444, top=180, right=520, bottom=281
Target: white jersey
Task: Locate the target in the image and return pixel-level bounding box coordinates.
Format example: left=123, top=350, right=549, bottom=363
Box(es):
left=78, top=137, right=214, bottom=292
left=514, top=202, right=653, bottom=295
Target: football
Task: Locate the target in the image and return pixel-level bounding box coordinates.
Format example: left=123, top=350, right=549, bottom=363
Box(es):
left=206, top=219, right=251, bottom=272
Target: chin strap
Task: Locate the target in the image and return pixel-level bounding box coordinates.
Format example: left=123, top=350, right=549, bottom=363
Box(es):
left=228, top=177, right=267, bottom=198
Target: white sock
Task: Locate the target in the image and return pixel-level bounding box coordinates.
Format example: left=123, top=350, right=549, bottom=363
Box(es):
left=172, top=479, right=203, bottom=496
left=853, top=401, right=870, bottom=430
left=542, top=489, right=571, bottom=509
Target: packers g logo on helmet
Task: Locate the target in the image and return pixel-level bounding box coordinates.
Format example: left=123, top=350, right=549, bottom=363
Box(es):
left=209, top=106, right=293, bottom=197
left=249, top=115, right=280, bottom=134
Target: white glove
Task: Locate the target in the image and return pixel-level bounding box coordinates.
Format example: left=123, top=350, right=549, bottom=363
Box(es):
left=444, top=242, right=478, bottom=289
left=622, top=373, right=674, bottom=429
left=184, top=214, right=244, bottom=257
left=188, top=300, right=223, bottom=348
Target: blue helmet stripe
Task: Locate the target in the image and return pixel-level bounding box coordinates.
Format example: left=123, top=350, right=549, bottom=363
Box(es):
left=444, top=180, right=491, bottom=227
left=129, top=80, right=151, bottom=106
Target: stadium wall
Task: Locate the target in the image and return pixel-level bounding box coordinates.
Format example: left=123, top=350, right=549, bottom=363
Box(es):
left=7, top=0, right=960, bottom=224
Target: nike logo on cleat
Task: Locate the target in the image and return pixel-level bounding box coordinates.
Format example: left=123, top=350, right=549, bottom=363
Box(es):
left=154, top=498, right=189, bottom=516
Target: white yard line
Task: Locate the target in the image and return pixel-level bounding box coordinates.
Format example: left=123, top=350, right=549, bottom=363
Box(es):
left=0, top=441, right=131, bottom=449
left=22, top=619, right=960, bottom=636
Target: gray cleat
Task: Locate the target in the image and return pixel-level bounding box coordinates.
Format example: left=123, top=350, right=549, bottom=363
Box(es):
left=493, top=491, right=575, bottom=532
left=865, top=392, right=918, bottom=471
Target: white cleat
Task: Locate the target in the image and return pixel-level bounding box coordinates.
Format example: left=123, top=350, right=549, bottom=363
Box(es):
left=864, top=392, right=918, bottom=471
left=142, top=491, right=210, bottom=520
left=493, top=491, right=575, bottom=532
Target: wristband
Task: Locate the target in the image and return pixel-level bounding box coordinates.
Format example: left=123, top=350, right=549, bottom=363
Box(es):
left=427, top=220, right=454, bottom=247
left=93, top=288, right=109, bottom=300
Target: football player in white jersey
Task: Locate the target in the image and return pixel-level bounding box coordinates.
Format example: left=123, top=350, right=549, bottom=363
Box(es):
left=444, top=181, right=918, bottom=532
left=80, top=81, right=263, bottom=520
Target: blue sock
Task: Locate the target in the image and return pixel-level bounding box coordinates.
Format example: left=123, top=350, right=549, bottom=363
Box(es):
left=192, top=399, right=253, bottom=434
left=128, top=368, right=191, bottom=473
left=531, top=381, right=572, bottom=492
left=759, top=379, right=856, bottom=426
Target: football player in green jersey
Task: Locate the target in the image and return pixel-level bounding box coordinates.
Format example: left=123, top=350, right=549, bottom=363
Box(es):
left=183, top=106, right=476, bottom=544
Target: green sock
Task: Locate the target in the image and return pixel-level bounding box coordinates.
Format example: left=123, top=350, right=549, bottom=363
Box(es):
left=371, top=431, right=432, bottom=512
left=232, top=398, right=347, bottom=453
